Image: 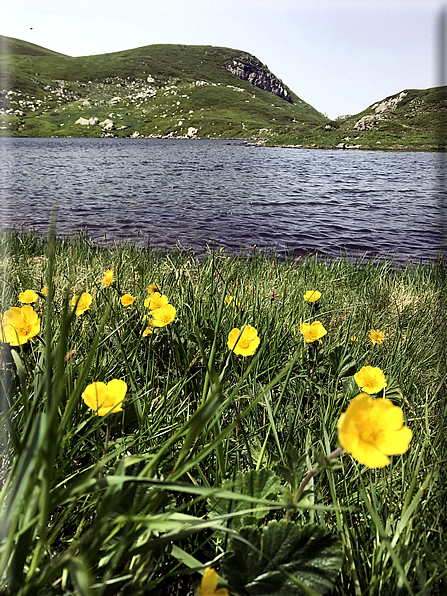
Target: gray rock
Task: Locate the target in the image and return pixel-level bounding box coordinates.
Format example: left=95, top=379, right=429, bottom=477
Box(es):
left=224, top=57, right=293, bottom=104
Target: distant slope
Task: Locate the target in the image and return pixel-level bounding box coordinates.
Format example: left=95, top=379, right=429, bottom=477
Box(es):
left=0, top=35, right=67, bottom=57
left=269, top=86, right=447, bottom=151
left=0, top=36, right=326, bottom=139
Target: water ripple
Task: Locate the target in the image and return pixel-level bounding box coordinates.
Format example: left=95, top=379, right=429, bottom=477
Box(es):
left=0, top=138, right=445, bottom=264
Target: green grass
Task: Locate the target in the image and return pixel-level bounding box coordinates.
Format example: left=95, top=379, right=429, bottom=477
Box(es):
left=0, top=229, right=446, bottom=595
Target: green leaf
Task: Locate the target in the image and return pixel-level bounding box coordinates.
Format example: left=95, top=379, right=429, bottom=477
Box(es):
left=208, top=470, right=283, bottom=531
left=222, top=521, right=343, bottom=596
left=328, top=345, right=357, bottom=379
left=341, top=376, right=359, bottom=400
left=381, top=376, right=403, bottom=400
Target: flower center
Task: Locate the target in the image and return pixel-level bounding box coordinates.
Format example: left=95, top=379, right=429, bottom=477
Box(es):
left=359, top=426, right=379, bottom=444
left=18, top=324, right=31, bottom=336
left=239, top=339, right=250, bottom=349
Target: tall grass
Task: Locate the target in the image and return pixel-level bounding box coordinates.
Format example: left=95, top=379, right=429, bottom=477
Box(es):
left=0, top=230, right=445, bottom=595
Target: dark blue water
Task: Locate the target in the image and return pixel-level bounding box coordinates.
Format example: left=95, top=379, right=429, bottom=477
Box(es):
left=0, top=137, right=445, bottom=264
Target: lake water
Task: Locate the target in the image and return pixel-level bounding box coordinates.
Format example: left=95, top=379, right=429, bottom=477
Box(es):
left=0, top=137, right=445, bottom=265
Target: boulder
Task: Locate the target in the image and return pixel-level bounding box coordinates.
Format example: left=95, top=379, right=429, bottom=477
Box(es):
left=75, top=117, right=90, bottom=125
left=186, top=127, right=198, bottom=138
left=88, top=117, right=99, bottom=126
left=100, top=119, right=114, bottom=130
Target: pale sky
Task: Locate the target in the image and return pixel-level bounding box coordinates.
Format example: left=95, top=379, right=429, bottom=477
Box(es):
left=2, top=0, right=446, bottom=118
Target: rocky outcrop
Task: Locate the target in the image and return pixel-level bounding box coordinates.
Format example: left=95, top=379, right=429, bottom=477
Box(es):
left=223, top=57, right=293, bottom=103
left=352, top=91, right=409, bottom=131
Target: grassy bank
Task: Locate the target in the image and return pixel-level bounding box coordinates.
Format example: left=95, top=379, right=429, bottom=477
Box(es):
left=0, top=230, right=446, bottom=595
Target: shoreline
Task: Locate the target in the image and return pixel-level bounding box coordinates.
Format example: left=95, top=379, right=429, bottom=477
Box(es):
left=1, top=133, right=444, bottom=152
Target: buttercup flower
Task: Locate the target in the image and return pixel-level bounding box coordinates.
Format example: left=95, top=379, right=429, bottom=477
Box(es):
left=41, top=285, right=48, bottom=296
left=198, top=568, right=229, bottom=596
left=351, top=335, right=359, bottom=342
left=145, top=292, right=169, bottom=310
left=303, top=290, right=321, bottom=303
left=299, top=321, right=327, bottom=343
left=149, top=304, right=176, bottom=327
left=102, top=269, right=114, bottom=286
left=121, top=293, right=135, bottom=307
left=18, top=290, right=38, bottom=304
left=1, top=305, right=40, bottom=346
left=338, top=393, right=412, bottom=468
left=148, top=282, right=161, bottom=294
left=142, top=327, right=152, bottom=336
left=227, top=324, right=260, bottom=356
left=369, top=329, right=385, bottom=346
left=225, top=295, right=240, bottom=307
left=71, top=293, right=93, bottom=316
left=82, top=379, right=127, bottom=416
left=354, top=365, right=387, bottom=394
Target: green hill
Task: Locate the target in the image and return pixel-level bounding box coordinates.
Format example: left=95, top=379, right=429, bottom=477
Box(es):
left=269, top=86, right=447, bottom=151
left=0, top=35, right=445, bottom=150
left=0, top=36, right=325, bottom=139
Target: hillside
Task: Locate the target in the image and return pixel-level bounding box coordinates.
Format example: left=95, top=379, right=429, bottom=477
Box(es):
left=0, top=35, right=445, bottom=150
left=0, top=35, right=325, bottom=140
left=268, top=86, right=447, bottom=151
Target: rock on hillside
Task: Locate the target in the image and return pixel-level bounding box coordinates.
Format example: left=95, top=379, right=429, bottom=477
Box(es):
left=223, top=55, right=294, bottom=103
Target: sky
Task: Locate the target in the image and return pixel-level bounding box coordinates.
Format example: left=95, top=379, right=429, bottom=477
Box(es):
left=2, top=0, right=446, bottom=119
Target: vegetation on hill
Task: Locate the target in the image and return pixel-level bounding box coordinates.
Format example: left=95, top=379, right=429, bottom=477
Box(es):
left=0, top=35, right=446, bottom=150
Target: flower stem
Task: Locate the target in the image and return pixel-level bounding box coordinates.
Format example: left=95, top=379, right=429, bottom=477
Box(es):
left=285, top=447, right=343, bottom=520
left=168, top=325, right=180, bottom=379
left=104, top=416, right=112, bottom=455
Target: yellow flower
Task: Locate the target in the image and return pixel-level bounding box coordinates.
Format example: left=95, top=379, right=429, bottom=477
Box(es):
left=369, top=329, right=385, bottom=345
left=121, top=293, right=135, bottom=307
left=1, top=305, right=40, bottom=346
left=303, top=290, right=321, bottom=303
left=41, top=285, right=48, bottom=296
left=354, top=365, right=387, bottom=394
left=351, top=335, right=359, bottom=342
left=299, top=321, right=327, bottom=343
left=225, top=295, right=240, bottom=307
left=148, top=282, right=161, bottom=294
left=338, top=393, right=412, bottom=468
left=198, top=568, right=229, bottom=596
left=144, top=292, right=169, bottom=310
left=142, top=327, right=152, bottom=336
left=18, top=290, right=38, bottom=304
left=227, top=324, right=260, bottom=356
left=102, top=269, right=114, bottom=286
left=149, top=304, right=176, bottom=327
left=81, top=379, right=127, bottom=416
left=71, top=293, right=93, bottom=316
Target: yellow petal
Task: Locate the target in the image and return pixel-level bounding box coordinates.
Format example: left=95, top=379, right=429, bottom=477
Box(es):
left=369, top=398, right=403, bottom=430
left=375, top=426, right=413, bottom=455
left=200, top=568, right=218, bottom=592
left=82, top=382, right=107, bottom=412
left=351, top=441, right=390, bottom=468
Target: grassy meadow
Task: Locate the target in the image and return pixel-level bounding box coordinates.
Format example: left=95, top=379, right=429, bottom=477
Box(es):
left=0, top=229, right=446, bottom=595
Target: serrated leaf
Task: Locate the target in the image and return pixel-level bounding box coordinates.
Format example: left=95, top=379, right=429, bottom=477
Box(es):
left=382, top=376, right=403, bottom=400
left=222, top=521, right=343, bottom=596
left=208, top=470, right=282, bottom=531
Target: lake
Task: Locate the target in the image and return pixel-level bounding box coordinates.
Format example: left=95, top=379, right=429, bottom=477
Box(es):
left=0, top=137, right=445, bottom=265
